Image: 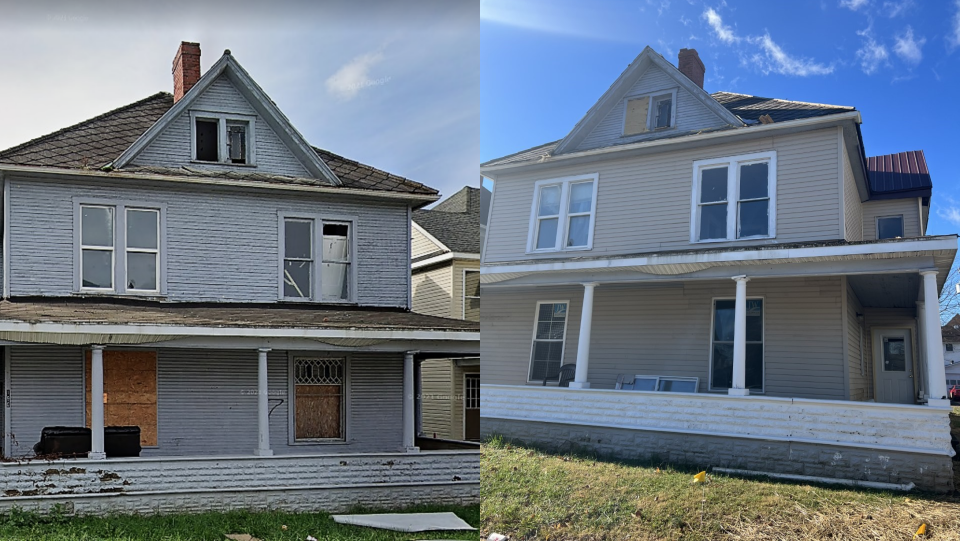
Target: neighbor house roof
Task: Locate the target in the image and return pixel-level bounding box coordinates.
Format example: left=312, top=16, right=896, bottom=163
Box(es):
left=942, top=314, right=960, bottom=342
left=866, top=150, right=932, bottom=199
left=0, top=92, right=437, bottom=196
left=413, top=186, right=482, bottom=255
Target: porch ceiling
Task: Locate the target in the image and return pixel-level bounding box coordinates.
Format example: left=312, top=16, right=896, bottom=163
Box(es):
left=848, top=273, right=920, bottom=308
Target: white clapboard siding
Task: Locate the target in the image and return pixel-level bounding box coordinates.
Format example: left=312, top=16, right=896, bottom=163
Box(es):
left=134, top=76, right=311, bottom=178
left=7, top=177, right=409, bottom=306
left=576, top=65, right=729, bottom=151
left=862, top=198, right=922, bottom=241
left=420, top=359, right=454, bottom=439
left=843, top=143, right=863, bottom=241
left=481, top=276, right=847, bottom=400
left=412, top=265, right=453, bottom=318
left=485, top=128, right=841, bottom=263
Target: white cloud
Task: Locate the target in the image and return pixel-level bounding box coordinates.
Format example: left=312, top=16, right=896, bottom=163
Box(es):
left=839, top=0, right=869, bottom=10
left=893, top=26, right=924, bottom=64
left=679, top=14, right=691, bottom=26
left=881, top=0, right=913, bottom=17
left=702, top=8, right=739, bottom=43
left=950, top=0, right=960, bottom=50
left=751, top=33, right=834, bottom=76
left=938, top=201, right=960, bottom=227
left=855, top=28, right=889, bottom=74
left=325, top=50, right=387, bottom=100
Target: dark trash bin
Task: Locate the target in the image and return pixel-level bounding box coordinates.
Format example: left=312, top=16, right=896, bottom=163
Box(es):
left=34, top=426, right=91, bottom=457
left=105, top=426, right=141, bottom=458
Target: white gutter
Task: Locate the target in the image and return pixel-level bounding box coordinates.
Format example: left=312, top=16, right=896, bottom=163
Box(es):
left=712, top=468, right=915, bottom=492
left=481, top=111, right=863, bottom=174
left=413, top=251, right=480, bottom=270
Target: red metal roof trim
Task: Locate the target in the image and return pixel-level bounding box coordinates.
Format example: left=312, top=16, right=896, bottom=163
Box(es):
left=866, top=150, right=931, bottom=194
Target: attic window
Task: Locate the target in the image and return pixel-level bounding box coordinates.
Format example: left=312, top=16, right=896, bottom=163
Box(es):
left=622, top=89, right=677, bottom=136
left=190, top=111, right=256, bottom=166
left=877, top=215, right=904, bottom=240
left=227, top=121, right=247, bottom=164
left=195, top=120, right=218, bottom=162
left=653, top=95, right=673, bottom=128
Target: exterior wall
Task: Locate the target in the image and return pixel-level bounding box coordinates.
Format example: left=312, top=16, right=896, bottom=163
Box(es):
left=485, top=128, right=842, bottom=264
left=576, top=65, right=728, bottom=151
left=842, top=141, right=863, bottom=241
left=412, top=264, right=453, bottom=318
left=845, top=282, right=871, bottom=401
left=481, top=276, right=846, bottom=399
left=8, top=346, right=405, bottom=458
left=451, top=259, right=480, bottom=321
left=7, top=176, right=409, bottom=306
left=134, top=75, right=311, bottom=178
left=861, top=307, right=918, bottom=399
left=412, top=227, right=443, bottom=258
left=420, top=358, right=454, bottom=439
left=862, top=198, right=922, bottom=240
left=0, top=451, right=479, bottom=515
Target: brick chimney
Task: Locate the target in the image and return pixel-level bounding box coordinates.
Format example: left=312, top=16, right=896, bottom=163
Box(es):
left=678, top=48, right=705, bottom=89
left=172, top=42, right=201, bottom=103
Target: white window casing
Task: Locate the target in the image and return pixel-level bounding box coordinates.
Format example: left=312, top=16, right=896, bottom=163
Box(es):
left=622, top=88, right=678, bottom=136
left=527, top=300, right=570, bottom=384
left=690, top=151, right=777, bottom=244
left=526, top=174, right=599, bottom=254
left=278, top=213, right=358, bottom=304
left=189, top=110, right=257, bottom=166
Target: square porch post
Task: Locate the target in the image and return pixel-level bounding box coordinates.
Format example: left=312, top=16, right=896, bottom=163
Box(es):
left=568, top=282, right=598, bottom=389
left=254, top=347, right=273, bottom=456
left=920, top=270, right=949, bottom=407
left=88, top=345, right=106, bottom=460
left=729, top=276, right=750, bottom=396
left=403, top=351, right=419, bottom=452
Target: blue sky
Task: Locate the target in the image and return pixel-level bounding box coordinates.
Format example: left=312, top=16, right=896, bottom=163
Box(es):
left=481, top=0, right=960, bottom=235
left=0, top=1, right=477, bottom=203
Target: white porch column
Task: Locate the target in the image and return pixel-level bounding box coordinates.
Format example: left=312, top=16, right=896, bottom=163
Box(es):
left=729, top=276, right=751, bottom=396
left=920, top=270, right=949, bottom=407
left=403, top=351, right=419, bottom=452
left=568, top=282, right=598, bottom=389
left=916, top=300, right=928, bottom=399
left=88, top=345, right=106, bottom=460
left=254, top=347, right=272, bottom=456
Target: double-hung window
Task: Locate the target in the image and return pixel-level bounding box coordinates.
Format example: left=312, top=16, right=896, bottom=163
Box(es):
left=80, top=206, right=115, bottom=290
left=528, top=301, right=568, bottom=382
left=78, top=202, right=162, bottom=294
left=692, top=151, right=777, bottom=243
left=528, top=175, right=598, bottom=253
left=281, top=216, right=354, bottom=302
left=125, top=208, right=159, bottom=292
left=710, top=298, right=764, bottom=392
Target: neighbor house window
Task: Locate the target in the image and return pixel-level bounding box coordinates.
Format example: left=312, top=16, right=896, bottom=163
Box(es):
left=947, top=344, right=954, bottom=352
left=528, top=175, right=598, bottom=253
left=529, top=302, right=568, bottom=382
left=78, top=203, right=163, bottom=294
left=292, top=357, right=345, bottom=441
left=623, top=89, right=677, bottom=136
left=191, top=111, right=255, bottom=165
left=710, top=298, right=764, bottom=392
left=692, top=152, right=777, bottom=243
left=877, top=215, right=904, bottom=240
left=463, top=270, right=480, bottom=321
left=281, top=216, right=355, bottom=302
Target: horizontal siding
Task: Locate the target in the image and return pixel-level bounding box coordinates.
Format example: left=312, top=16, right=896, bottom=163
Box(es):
left=412, top=265, right=452, bottom=318
left=451, top=259, right=480, bottom=322
left=862, top=198, right=921, bottom=240
left=420, top=359, right=454, bottom=439
left=843, top=141, right=863, bottom=241
left=481, top=276, right=846, bottom=400
left=8, top=177, right=409, bottom=306
left=135, top=76, right=311, bottom=178
left=846, top=282, right=869, bottom=401
left=486, top=128, right=841, bottom=263
left=577, top=65, right=729, bottom=151
left=412, top=227, right=443, bottom=258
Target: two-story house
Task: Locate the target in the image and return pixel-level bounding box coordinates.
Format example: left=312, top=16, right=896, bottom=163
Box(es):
left=0, top=42, right=479, bottom=514
left=942, top=315, right=960, bottom=390
left=480, top=47, right=957, bottom=491
left=411, top=187, right=481, bottom=441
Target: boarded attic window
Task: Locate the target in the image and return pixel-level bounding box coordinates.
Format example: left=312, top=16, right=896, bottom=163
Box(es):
left=195, top=119, right=218, bottom=162
left=227, top=121, right=247, bottom=164
left=624, top=97, right=650, bottom=136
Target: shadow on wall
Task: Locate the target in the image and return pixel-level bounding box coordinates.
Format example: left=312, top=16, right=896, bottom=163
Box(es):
left=412, top=271, right=453, bottom=318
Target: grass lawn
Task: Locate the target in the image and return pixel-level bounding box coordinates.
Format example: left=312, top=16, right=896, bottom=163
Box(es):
left=481, top=408, right=960, bottom=540
left=0, top=504, right=479, bottom=541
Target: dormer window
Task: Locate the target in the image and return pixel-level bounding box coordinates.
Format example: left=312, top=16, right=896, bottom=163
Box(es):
left=623, top=88, right=678, bottom=136
left=652, top=95, right=673, bottom=129
left=190, top=111, right=256, bottom=166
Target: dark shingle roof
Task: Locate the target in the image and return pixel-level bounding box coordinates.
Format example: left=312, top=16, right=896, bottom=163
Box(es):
left=0, top=93, right=437, bottom=196
left=943, top=314, right=960, bottom=342
left=710, top=91, right=855, bottom=123
left=866, top=150, right=932, bottom=197
left=413, top=187, right=481, bottom=254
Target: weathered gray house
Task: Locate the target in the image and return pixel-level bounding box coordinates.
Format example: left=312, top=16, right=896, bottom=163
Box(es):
left=480, top=47, right=957, bottom=491
left=411, top=187, right=481, bottom=441
left=0, top=42, right=479, bottom=513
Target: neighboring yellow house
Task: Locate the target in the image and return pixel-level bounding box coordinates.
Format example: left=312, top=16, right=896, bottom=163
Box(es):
left=412, top=186, right=483, bottom=440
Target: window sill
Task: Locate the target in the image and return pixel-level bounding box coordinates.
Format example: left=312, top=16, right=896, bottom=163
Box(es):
left=289, top=440, right=348, bottom=445
left=708, top=389, right=766, bottom=395
left=278, top=298, right=358, bottom=306
left=621, top=126, right=676, bottom=138
left=692, top=236, right=776, bottom=245
left=189, top=160, right=257, bottom=168
left=525, top=246, right=593, bottom=256
left=74, top=291, right=166, bottom=300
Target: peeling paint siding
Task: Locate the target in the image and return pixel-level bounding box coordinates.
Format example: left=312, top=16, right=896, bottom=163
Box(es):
left=7, top=177, right=409, bottom=306
left=842, top=143, right=863, bottom=241
left=411, top=265, right=452, bottom=317
left=485, top=128, right=841, bottom=263
left=862, top=198, right=922, bottom=240
left=576, top=65, right=729, bottom=151
left=481, top=276, right=846, bottom=399
left=411, top=227, right=443, bottom=258
left=134, top=76, right=311, bottom=178
left=846, top=282, right=869, bottom=401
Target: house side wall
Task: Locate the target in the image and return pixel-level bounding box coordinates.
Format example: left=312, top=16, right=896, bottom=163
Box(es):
left=485, top=128, right=841, bottom=263
left=576, top=65, right=728, bottom=152
left=451, top=363, right=479, bottom=441
left=411, top=264, right=453, bottom=318
left=7, top=177, right=409, bottom=307
left=481, top=276, right=846, bottom=399
left=846, top=282, right=870, bottom=400
left=134, top=76, right=311, bottom=178
left=862, top=198, right=922, bottom=240
left=842, top=141, right=863, bottom=241
left=412, top=227, right=444, bottom=259
left=420, top=359, right=454, bottom=439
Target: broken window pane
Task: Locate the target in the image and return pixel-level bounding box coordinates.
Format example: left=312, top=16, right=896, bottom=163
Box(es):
left=81, top=206, right=114, bottom=247
left=195, top=119, right=218, bottom=162
left=126, top=252, right=157, bottom=291
left=82, top=249, right=112, bottom=289
left=126, top=209, right=158, bottom=250
left=321, top=224, right=350, bottom=262
left=284, top=261, right=311, bottom=298
left=321, top=223, right=350, bottom=301
left=321, top=263, right=349, bottom=301
left=227, top=122, right=247, bottom=164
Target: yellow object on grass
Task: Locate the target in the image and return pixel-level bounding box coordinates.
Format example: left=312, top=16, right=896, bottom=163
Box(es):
left=692, top=471, right=707, bottom=483
left=914, top=523, right=926, bottom=537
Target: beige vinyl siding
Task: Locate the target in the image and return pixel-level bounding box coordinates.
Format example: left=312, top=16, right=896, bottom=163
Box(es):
left=420, top=359, right=454, bottom=439
left=842, top=141, right=863, bottom=241
left=451, top=364, right=479, bottom=440
left=846, top=280, right=870, bottom=400
left=576, top=65, right=728, bottom=151
left=412, top=227, right=444, bottom=258
left=452, top=259, right=480, bottom=321
left=862, top=198, right=922, bottom=240
left=411, top=265, right=452, bottom=318
left=481, top=276, right=846, bottom=400
left=861, top=307, right=918, bottom=399
left=485, top=128, right=841, bottom=263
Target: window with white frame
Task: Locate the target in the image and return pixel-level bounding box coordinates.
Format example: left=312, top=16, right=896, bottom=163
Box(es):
left=191, top=111, right=255, bottom=165
left=292, top=357, right=345, bottom=441
left=877, top=215, right=904, bottom=240
left=623, top=89, right=677, bottom=136
left=529, top=302, right=568, bottom=382
left=710, top=298, right=764, bottom=392
left=463, top=270, right=480, bottom=322
left=528, top=175, right=598, bottom=253
left=79, top=203, right=162, bottom=293
left=281, top=217, right=354, bottom=302
left=692, top=152, right=776, bottom=243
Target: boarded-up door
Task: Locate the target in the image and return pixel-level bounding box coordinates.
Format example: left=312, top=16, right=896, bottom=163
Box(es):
left=85, top=350, right=158, bottom=446
left=464, top=374, right=480, bottom=441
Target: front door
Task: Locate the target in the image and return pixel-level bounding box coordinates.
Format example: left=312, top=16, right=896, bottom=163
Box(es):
left=464, top=374, right=480, bottom=441
left=875, top=329, right=915, bottom=404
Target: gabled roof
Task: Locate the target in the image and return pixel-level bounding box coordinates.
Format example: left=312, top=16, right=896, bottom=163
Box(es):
left=413, top=186, right=481, bottom=255
left=866, top=150, right=932, bottom=199
left=943, top=314, right=960, bottom=342
left=711, top=92, right=855, bottom=123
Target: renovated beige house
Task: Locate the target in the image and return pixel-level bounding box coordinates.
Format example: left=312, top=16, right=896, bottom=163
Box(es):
left=412, top=187, right=481, bottom=440
left=480, top=47, right=957, bottom=491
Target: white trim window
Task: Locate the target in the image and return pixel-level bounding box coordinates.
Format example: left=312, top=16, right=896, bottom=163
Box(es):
left=528, top=301, right=569, bottom=382
left=876, top=215, right=904, bottom=240
left=190, top=110, right=256, bottom=166
left=80, top=205, right=115, bottom=290
left=527, top=174, right=599, bottom=253
left=622, top=88, right=678, bottom=136
left=280, top=216, right=356, bottom=303
left=463, top=269, right=480, bottom=322
left=709, top=298, right=764, bottom=392
left=320, top=221, right=352, bottom=302
left=292, top=357, right=345, bottom=441
left=691, top=151, right=777, bottom=243
left=78, top=202, right=163, bottom=294
left=125, top=208, right=159, bottom=292
left=283, top=218, right=314, bottom=299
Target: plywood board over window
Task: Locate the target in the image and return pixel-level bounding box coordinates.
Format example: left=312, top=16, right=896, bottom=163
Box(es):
left=293, top=357, right=345, bottom=441
left=85, top=350, right=158, bottom=447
